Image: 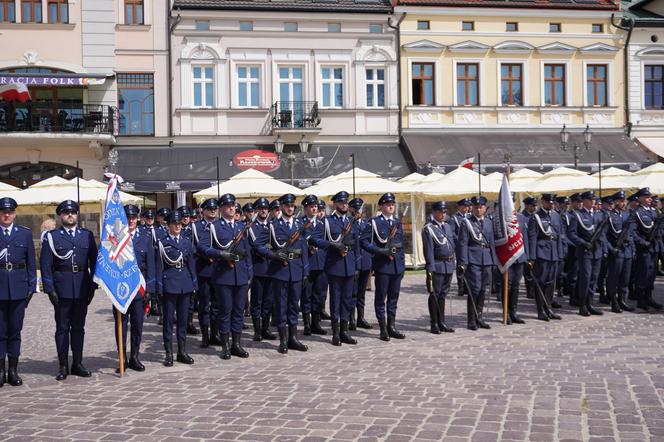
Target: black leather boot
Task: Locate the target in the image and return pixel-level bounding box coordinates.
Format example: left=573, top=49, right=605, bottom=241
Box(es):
left=348, top=309, right=357, bottom=331
left=525, top=283, right=534, bottom=299
left=302, top=313, right=312, bottom=336
left=438, top=299, right=454, bottom=332
left=115, top=352, right=128, bottom=374
left=177, top=340, right=194, bottom=364
left=187, top=315, right=199, bottom=335
left=476, top=296, right=491, bottom=329
left=535, top=292, right=549, bottom=321
left=586, top=298, right=603, bottom=316
left=467, top=296, right=478, bottom=330
left=230, top=332, right=249, bottom=358
left=628, top=283, right=637, bottom=300
left=598, top=286, right=609, bottom=304
left=128, top=347, right=145, bottom=372
left=340, top=320, right=357, bottom=344
left=356, top=307, right=372, bottom=329
left=610, top=293, right=622, bottom=314
left=320, top=310, right=331, bottom=320
left=508, top=286, right=525, bottom=324
left=310, top=313, right=327, bottom=335
left=636, top=288, right=649, bottom=311
left=252, top=318, right=262, bottom=342
left=378, top=318, right=390, bottom=341
left=277, top=327, right=288, bottom=354
left=647, top=289, right=663, bottom=310
left=428, top=295, right=440, bottom=334
left=618, top=293, right=635, bottom=312
left=287, top=325, right=308, bottom=351
left=579, top=296, right=590, bottom=316
left=0, top=358, right=5, bottom=387
left=209, top=325, right=223, bottom=346
left=71, top=352, right=91, bottom=377
left=219, top=333, right=231, bottom=360
left=387, top=316, right=405, bottom=339
left=331, top=320, right=341, bottom=346
left=56, top=352, right=69, bottom=380
left=201, top=326, right=210, bottom=348
left=261, top=316, right=277, bottom=340
left=7, top=356, right=22, bottom=386
left=163, top=343, right=173, bottom=367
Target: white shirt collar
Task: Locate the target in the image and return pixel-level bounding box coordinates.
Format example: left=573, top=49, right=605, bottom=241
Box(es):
left=2, top=224, right=13, bottom=234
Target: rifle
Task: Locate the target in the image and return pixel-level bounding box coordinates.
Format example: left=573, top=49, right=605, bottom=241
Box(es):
left=615, top=210, right=635, bottom=250
left=646, top=210, right=664, bottom=246
left=330, top=212, right=360, bottom=256
left=224, top=220, right=255, bottom=268
left=587, top=212, right=610, bottom=252
left=274, top=224, right=304, bottom=267
left=385, top=224, right=399, bottom=261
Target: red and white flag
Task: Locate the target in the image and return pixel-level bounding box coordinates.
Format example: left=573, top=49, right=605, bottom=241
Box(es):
left=0, top=84, right=31, bottom=103
left=458, top=156, right=474, bottom=169
left=492, top=174, right=525, bottom=273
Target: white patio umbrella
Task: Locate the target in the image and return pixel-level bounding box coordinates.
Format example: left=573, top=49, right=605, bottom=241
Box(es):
left=508, top=168, right=543, bottom=192
left=631, top=162, right=664, bottom=194
left=418, top=167, right=501, bottom=200
left=397, top=172, right=426, bottom=185
left=193, top=168, right=305, bottom=202
left=0, top=181, right=19, bottom=192
left=15, top=176, right=142, bottom=205
left=304, top=167, right=416, bottom=199
left=530, top=167, right=599, bottom=194
left=591, top=167, right=638, bottom=193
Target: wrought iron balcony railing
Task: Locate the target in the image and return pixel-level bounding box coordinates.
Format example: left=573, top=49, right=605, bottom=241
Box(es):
left=270, top=101, right=321, bottom=130
left=0, top=102, right=117, bottom=135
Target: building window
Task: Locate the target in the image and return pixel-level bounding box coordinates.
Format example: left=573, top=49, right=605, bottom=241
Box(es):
left=366, top=68, right=385, bottom=108
left=506, top=22, right=518, bottom=32
left=417, top=20, right=430, bottom=30
left=124, top=0, right=143, bottom=25
left=284, top=22, right=297, bottom=32
left=328, top=22, right=341, bottom=33
left=22, top=0, right=42, bottom=22
left=47, top=0, right=68, bottom=23
left=549, top=23, right=561, bottom=33
left=237, top=66, right=260, bottom=108
left=369, top=23, right=382, bottom=33
left=117, top=73, right=154, bottom=136
left=321, top=67, right=343, bottom=108
left=544, top=64, right=566, bottom=106
left=586, top=64, right=607, bottom=107
left=592, top=23, right=603, bottom=33
left=644, top=65, right=664, bottom=109
left=0, top=1, right=16, bottom=22
left=278, top=66, right=304, bottom=102
left=462, top=21, right=474, bottom=31
left=192, top=66, right=214, bottom=108
left=411, top=62, right=434, bottom=106
left=240, top=21, right=253, bottom=31
left=501, top=64, right=522, bottom=106
left=195, top=20, right=209, bottom=30
left=457, top=63, right=479, bottom=106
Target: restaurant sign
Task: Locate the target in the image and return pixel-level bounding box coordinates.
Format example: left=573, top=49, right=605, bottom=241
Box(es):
left=233, top=149, right=281, bottom=172
left=0, top=74, right=108, bottom=87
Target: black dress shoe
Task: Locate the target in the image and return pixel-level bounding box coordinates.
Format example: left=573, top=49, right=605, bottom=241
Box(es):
left=7, top=357, right=22, bottom=387
left=287, top=325, right=308, bottom=352
left=378, top=319, right=390, bottom=341
left=331, top=321, right=341, bottom=346
left=551, top=301, right=562, bottom=309
left=537, top=313, right=550, bottom=321
left=467, top=322, right=478, bottom=331
left=71, top=353, right=91, bottom=377
left=387, top=317, right=405, bottom=339
left=587, top=305, right=603, bottom=315
left=547, top=311, right=562, bottom=320
left=176, top=340, right=195, bottom=364
left=340, top=321, right=357, bottom=344
left=128, top=353, right=145, bottom=372
left=277, top=327, right=288, bottom=354
left=230, top=333, right=249, bottom=358
left=510, top=315, right=525, bottom=324
left=310, top=313, right=328, bottom=335
left=477, top=319, right=491, bottom=329
left=219, top=333, right=231, bottom=360
left=55, top=353, right=68, bottom=381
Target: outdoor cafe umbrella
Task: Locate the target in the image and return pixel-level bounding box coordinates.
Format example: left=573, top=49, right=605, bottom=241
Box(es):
left=630, top=162, right=664, bottom=194
left=530, top=167, right=599, bottom=194
left=508, top=168, right=543, bottom=192
left=418, top=167, right=501, bottom=200
left=193, top=168, right=304, bottom=202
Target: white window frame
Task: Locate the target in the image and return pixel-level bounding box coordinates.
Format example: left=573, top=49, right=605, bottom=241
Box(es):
left=277, top=65, right=305, bottom=103
left=640, top=60, right=664, bottom=111
left=365, top=66, right=386, bottom=108
left=284, top=21, right=297, bottom=32
left=118, top=0, right=151, bottom=26
left=239, top=20, right=253, bottom=31
left=369, top=23, right=383, bottom=33
left=407, top=57, right=441, bottom=107
left=327, top=22, right=341, bottom=33
left=192, top=64, right=215, bottom=108
left=452, top=59, right=484, bottom=107
left=320, top=65, right=345, bottom=109
left=236, top=64, right=261, bottom=108
left=497, top=60, right=528, bottom=107
left=540, top=60, right=571, bottom=107
left=582, top=60, right=612, bottom=107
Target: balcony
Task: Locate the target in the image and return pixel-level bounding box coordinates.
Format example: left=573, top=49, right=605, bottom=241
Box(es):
left=270, top=101, right=321, bottom=132
left=0, top=102, right=118, bottom=136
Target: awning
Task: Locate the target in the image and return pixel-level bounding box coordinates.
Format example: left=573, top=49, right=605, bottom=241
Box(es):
left=0, top=73, right=113, bottom=87
left=114, top=143, right=411, bottom=192
left=636, top=137, right=664, bottom=158
left=402, top=131, right=655, bottom=173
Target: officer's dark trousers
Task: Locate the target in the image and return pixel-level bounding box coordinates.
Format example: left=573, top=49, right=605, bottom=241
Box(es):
left=353, top=269, right=371, bottom=310
left=607, top=254, right=632, bottom=300
left=162, top=293, right=189, bottom=345
left=576, top=253, right=601, bottom=306
left=0, top=299, right=26, bottom=357
left=465, top=264, right=492, bottom=302
left=310, top=270, right=328, bottom=314
left=251, top=276, right=273, bottom=320
left=556, top=258, right=566, bottom=292
left=534, top=260, right=557, bottom=305
left=432, top=273, right=452, bottom=303
left=54, top=298, right=88, bottom=355
left=273, top=280, right=301, bottom=328
left=507, top=263, right=524, bottom=311
left=215, top=284, right=248, bottom=334
left=374, top=272, right=403, bottom=321
left=634, top=248, right=656, bottom=289
left=196, top=276, right=213, bottom=328
left=565, top=249, right=578, bottom=299
left=328, top=275, right=354, bottom=322
left=113, top=296, right=145, bottom=353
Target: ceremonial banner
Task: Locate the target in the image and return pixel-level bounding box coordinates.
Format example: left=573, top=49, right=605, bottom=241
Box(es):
left=0, top=84, right=31, bottom=102
left=492, top=174, right=525, bottom=273
left=93, top=174, right=145, bottom=314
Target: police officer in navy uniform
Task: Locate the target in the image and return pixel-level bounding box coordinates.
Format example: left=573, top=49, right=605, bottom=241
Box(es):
left=139, top=208, right=158, bottom=245
left=555, top=196, right=571, bottom=298
left=0, top=197, right=36, bottom=387
left=140, top=208, right=165, bottom=319
left=632, top=187, right=662, bottom=310
left=247, top=197, right=276, bottom=342
left=156, top=208, right=171, bottom=235
left=422, top=201, right=455, bottom=334
left=316, top=199, right=332, bottom=321
left=242, top=203, right=255, bottom=224
left=202, top=193, right=253, bottom=360
left=40, top=200, right=98, bottom=381
left=605, top=191, right=635, bottom=313
left=506, top=198, right=528, bottom=325
left=565, top=193, right=583, bottom=306
left=179, top=206, right=193, bottom=241
left=156, top=210, right=197, bottom=367
left=113, top=204, right=155, bottom=372
left=177, top=206, right=199, bottom=336
left=527, top=194, right=562, bottom=321
left=349, top=197, right=373, bottom=330
left=256, top=193, right=309, bottom=354
left=568, top=190, right=606, bottom=316
left=314, top=191, right=360, bottom=346
left=449, top=198, right=471, bottom=297
left=361, top=192, right=406, bottom=341
left=299, top=194, right=328, bottom=336
left=456, top=195, right=495, bottom=330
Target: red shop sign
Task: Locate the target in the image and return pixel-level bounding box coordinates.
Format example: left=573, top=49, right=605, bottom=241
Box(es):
left=232, top=150, right=281, bottom=172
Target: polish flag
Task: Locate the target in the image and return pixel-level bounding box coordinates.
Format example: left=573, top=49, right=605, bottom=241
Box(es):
left=458, top=156, right=474, bottom=169
left=0, top=84, right=31, bottom=103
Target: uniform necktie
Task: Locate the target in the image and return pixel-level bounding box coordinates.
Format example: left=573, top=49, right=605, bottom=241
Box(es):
left=69, top=229, right=75, bottom=238
left=388, top=219, right=392, bottom=227
left=3, top=228, right=9, bottom=238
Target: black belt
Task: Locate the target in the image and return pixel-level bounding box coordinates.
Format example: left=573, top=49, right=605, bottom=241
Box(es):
left=166, top=262, right=185, bottom=270
left=434, top=256, right=455, bottom=262
left=55, top=264, right=83, bottom=273
left=0, top=262, right=26, bottom=270
left=286, top=249, right=302, bottom=259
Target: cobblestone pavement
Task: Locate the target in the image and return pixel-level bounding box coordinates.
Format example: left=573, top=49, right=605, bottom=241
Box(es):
left=2, top=274, right=664, bottom=442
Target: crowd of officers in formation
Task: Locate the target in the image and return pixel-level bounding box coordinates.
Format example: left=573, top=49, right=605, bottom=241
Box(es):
left=0, top=185, right=661, bottom=387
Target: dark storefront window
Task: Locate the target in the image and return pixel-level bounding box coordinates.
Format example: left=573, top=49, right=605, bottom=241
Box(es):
left=118, top=73, right=154, bottom=136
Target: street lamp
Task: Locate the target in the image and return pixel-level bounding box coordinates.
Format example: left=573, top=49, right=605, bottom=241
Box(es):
left=560, top=124, right=591, bottom=169
left=348, top=153, right=356, bottom=198
left=274, top=135, right=310, bottom=186
left=298, top=134, right=309, bottom=154
left=274, top=135, right=284, bottom=154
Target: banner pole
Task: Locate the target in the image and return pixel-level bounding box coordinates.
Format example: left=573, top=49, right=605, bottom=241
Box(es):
left=503, top=271, right=509, bottom=325
left=116, top=309, right=124, bottom=377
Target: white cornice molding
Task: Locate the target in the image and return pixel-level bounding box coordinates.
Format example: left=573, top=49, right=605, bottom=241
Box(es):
left=579, top=42, right=620, bottom=55
left=448, top=40, right=491, bottom=53
left=401, top=39, right=445, bottom=53
left=393, top=7, right=620, bottom=19
left=493, top=40, right=535, bottom=54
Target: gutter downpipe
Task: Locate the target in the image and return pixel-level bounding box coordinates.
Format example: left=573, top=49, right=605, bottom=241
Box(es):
left=611, top=12, right=635, bottom=137
left=168, top=6, right=182, bottom=140
left=387, top=11, right=407, bottom=163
